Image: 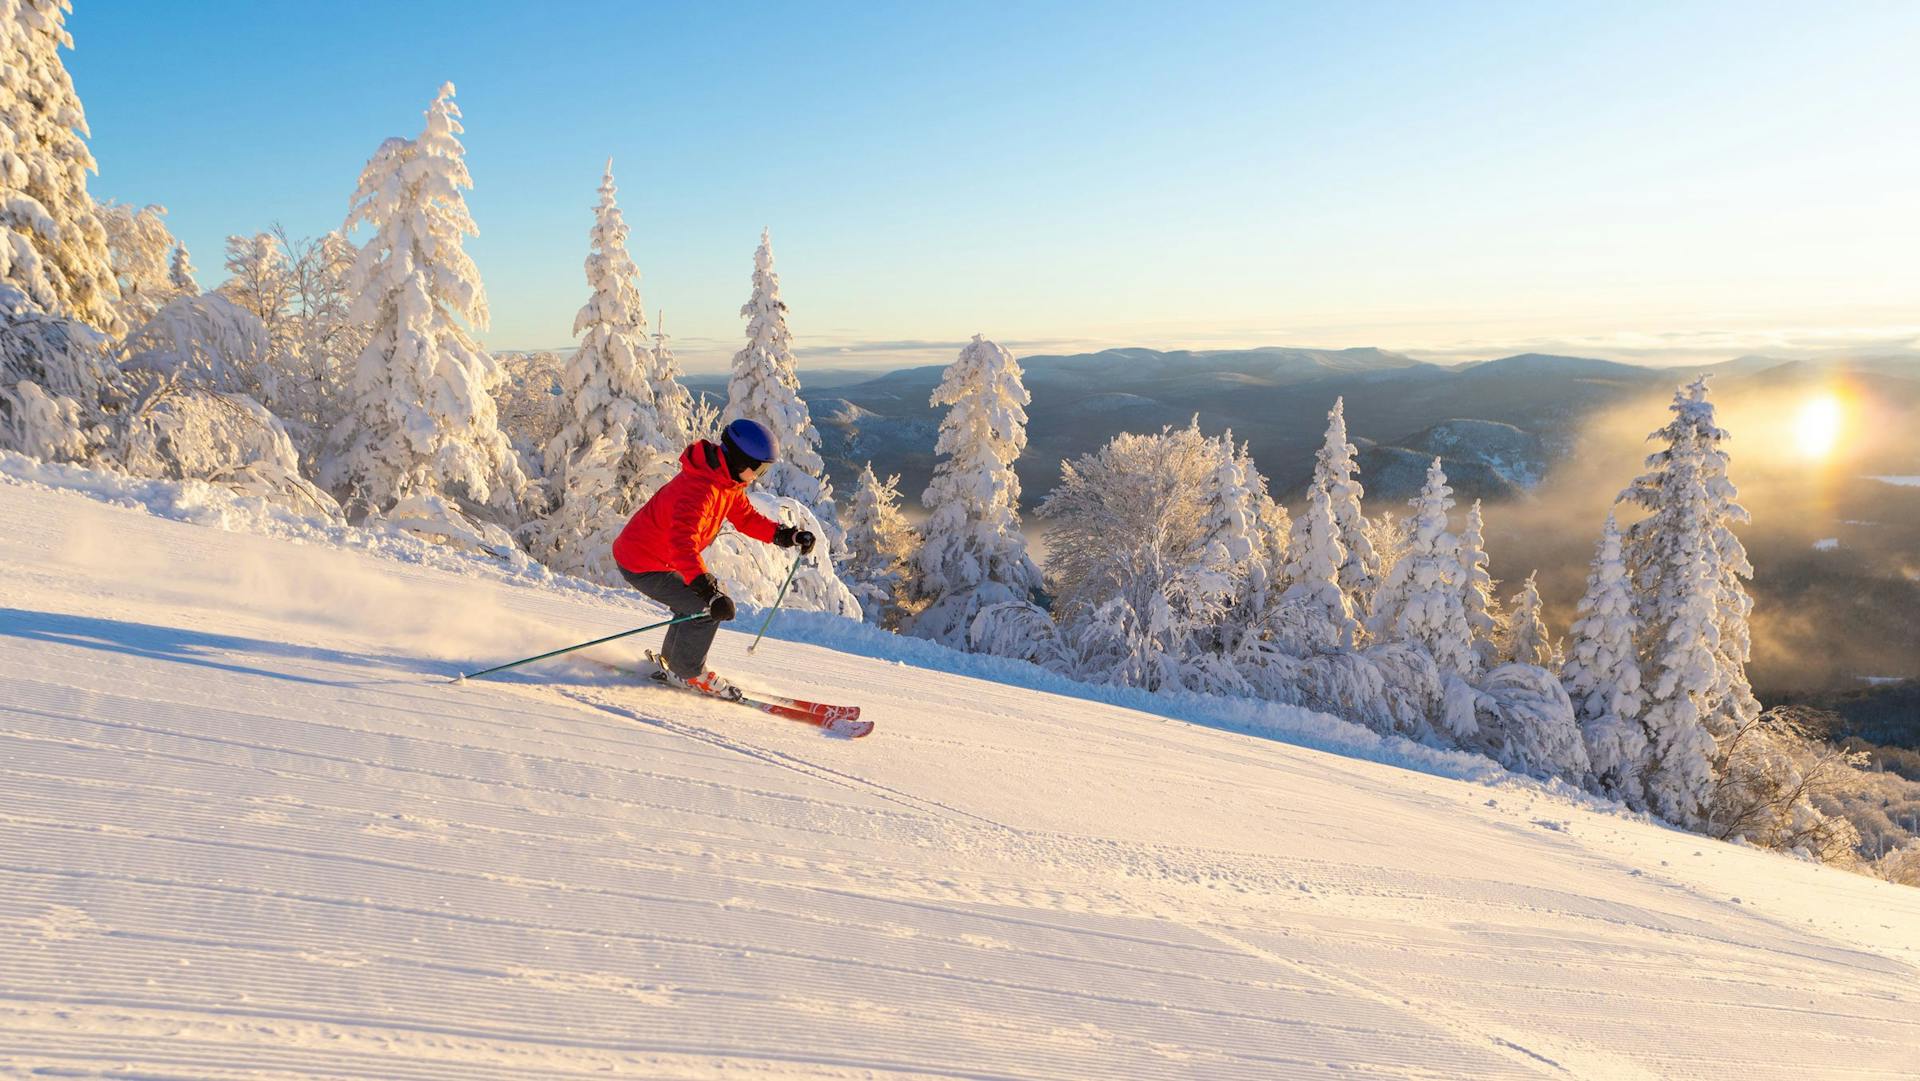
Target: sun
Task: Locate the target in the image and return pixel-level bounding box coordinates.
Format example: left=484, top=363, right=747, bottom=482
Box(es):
left=1794, top=394, right=1844, bottom=460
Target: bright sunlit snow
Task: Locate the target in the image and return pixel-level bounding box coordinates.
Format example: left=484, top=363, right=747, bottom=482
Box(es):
left=3, top=464, right=1917, bottom=1079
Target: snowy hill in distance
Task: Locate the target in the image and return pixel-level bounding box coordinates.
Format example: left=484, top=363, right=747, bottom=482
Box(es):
left=3, top=461, right=1918, bottom=1078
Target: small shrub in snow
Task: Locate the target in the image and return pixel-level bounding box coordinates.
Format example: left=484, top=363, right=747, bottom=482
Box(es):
left=1464, top=663, right=1591, bottom=783
left=0, top=282, right=108, bottom=461
left=1708, top=705, right=1865, bottom=864
left=969, top=600, right=1070, bottom=671
left=700, top=493, right=860, bottom=618
left=106, top=371, right=339, bottom=520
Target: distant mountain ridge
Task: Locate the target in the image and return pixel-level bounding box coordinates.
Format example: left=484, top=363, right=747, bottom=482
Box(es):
left=679, top=346, right=1920, bottom=509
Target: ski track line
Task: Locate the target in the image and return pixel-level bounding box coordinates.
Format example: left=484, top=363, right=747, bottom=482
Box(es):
left=0, top=860, right=1369, bottom=1036
left=3, top=852, right=1375, bottom=1034
left=0, top=698, right=941, bottom=841
left=550, top=682, right=1019, bottom=831
left=0, top=813, right=1303, bottom=1000
left=0, top=995, right=1096, bottom=1081
left=3, top=648, right=925, bottom=822
left=12, top=696, right=1905, bottom=987
left=2, top=858, right=1526, bottom=1077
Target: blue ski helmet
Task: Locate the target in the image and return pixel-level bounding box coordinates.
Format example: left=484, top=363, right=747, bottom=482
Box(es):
left=721, top=418, right=778, bottom=468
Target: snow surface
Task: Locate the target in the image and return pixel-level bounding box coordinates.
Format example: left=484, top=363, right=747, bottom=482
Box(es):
left=1866, top=475, right=1920, bottom=487
left=1813, top=537, right=1840, bottom=551
left=3, top=466, right=1919, bottom=1078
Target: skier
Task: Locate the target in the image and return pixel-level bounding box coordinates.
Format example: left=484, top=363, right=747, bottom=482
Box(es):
left=612, top=418, right=816, bottom=698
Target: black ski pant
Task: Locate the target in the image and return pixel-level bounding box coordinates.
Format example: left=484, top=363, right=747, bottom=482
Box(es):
left=620, top=569, right=721, bottom=678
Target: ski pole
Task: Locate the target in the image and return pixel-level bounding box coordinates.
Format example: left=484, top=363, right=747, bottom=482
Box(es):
left=450, top=614, right=705, bottom=683
left=747, top=552, right=805, bottom=655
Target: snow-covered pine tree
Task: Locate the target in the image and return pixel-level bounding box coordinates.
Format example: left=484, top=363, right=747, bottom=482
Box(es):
left=98, top=202, right=183, bottom=330
left=841, top=462, right=920, bottom=627
left=169, top=244, right=199, bottom=295
left=0, top=0, right=120, bottom=334
left=529, top=161, right=678, bottom=584
left=1458, top=499, right=1504, bottom=671
left=322, top=84, right=525, bottom=540
left=1198, top=430, right=1271, bottom=635
left=1562, top=512, right=1648, bottom=806
left=649, top=313, right=695, bottom=451
left=1313, top=397, right=1380, bottom=621
left=1367, top=457, right=1474, bottom=677
left=1273, top=479, right=1359, bottom=653
left=1632, top=429, right=1723, bottom=828
left=722, top=229, right=838, bottom=543
left=1622, top=377, right=1758, bottom=742
left=909, top=334, right=1044, bottom=647
left=1505, top=571, right=1554, bottom=668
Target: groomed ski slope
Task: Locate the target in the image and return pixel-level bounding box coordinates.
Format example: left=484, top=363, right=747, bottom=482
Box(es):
left=2, top=472, right=1918, bottom=1080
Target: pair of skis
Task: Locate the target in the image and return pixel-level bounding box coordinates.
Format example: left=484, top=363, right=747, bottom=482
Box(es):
left=611, top=653, right=872, bottom=739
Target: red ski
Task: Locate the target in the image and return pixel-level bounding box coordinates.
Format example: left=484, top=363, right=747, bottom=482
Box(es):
left=605, top=657, right=872, bottom=738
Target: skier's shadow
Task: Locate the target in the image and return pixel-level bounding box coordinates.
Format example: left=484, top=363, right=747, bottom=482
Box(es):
left=0, top=606, right=417, bottom=688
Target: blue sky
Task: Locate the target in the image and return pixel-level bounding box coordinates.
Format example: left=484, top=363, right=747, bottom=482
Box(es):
left=67, top=1, right=1920, bottom=372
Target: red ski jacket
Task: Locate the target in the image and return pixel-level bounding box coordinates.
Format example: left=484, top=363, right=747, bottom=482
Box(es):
left=612, top=441, right=780, bottom=583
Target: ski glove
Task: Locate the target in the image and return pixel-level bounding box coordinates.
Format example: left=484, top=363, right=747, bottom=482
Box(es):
left=689, top=572, right=736, bottom=622
left=774, top=525, right=817, bottom=556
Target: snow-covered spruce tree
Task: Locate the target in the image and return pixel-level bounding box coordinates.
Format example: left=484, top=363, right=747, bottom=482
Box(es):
left=1273, top=480, right=1359, bottom=653
left=1313, top=397, right=1380, bottom=622
left=908, top=334, right=1044, bottom=647
left=322, top=85, right=525, bottom=546
left=722, top=228, right=839, bottom=543
left=1040, top=422, right=1243, bottom=693
left=1367, top=457, right=1475, bottom=678
left=648, top=314, right=695, bottom=452
left=1197, top=430, right=1276, bottom=640
left=1458, top=499, right=1505, bottom=671
left=98, top=202, right=184, bottom=331
left=528, top=161, right=677, bottom=585
left=1622, top=376, right=1759, bottom=743
left=842, top=462, right=920, bottom=627
left=108, top=292, right=339, bottom=518
left=1504, top=571, right=1555, bottom=668
left=1631, top=428, right=1723, bottom=828
left=0, top=0, right=120, bottom=334
left=168, top=244, right=199, bottom=295
left=1562, top=512, right=1648, bottom=806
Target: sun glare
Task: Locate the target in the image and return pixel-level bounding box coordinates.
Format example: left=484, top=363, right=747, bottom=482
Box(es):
left=1794, top=394, right=1843, bottom=460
